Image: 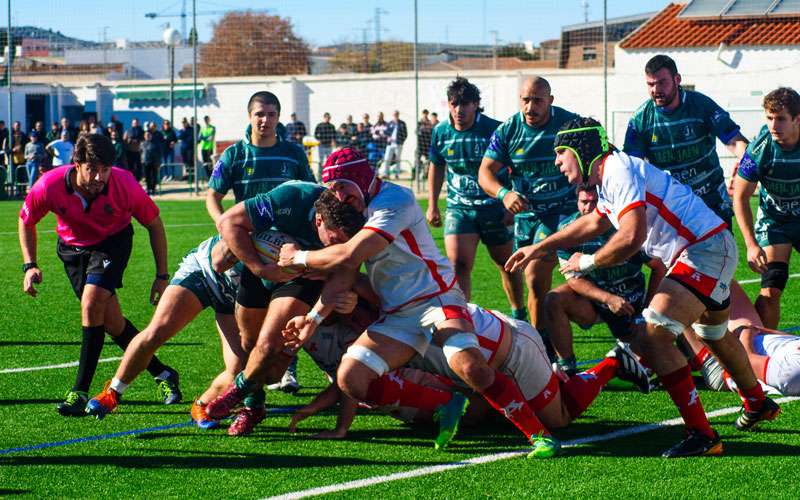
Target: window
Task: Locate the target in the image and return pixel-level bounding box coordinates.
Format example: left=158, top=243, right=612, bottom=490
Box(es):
left=582, top=46, right=597, bottom=61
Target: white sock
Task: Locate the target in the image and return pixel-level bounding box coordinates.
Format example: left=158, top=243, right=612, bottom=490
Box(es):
left=110, top=378, right=129, bottom=395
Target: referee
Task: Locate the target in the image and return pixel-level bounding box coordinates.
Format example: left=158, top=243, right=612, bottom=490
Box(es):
left=19, top=134, right=179, bottom=416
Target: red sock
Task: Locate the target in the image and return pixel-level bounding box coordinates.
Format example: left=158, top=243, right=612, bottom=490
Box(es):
left=660, top=365, right=714, bottom=439
left=364, top=372, right=452, bottom=411
left=688, top=347, right=711, bottom=371
left=481, top=369, right=548, bottom=439
left=560, top=357, right=618, bottom=419
left=738, top=382, right=766, bottom=412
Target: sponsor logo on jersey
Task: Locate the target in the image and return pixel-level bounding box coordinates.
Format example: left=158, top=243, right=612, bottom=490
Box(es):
left=245, top=167, right=254, bottom=176
left=211, top=159, right=225, bottom=179
left=447, top=148, right=454, bottom=156
left=102, top=259, right=111, bottom=268
left=651, top=133, right=658, bottom=143
left=515, top=148, right=525, bottom=155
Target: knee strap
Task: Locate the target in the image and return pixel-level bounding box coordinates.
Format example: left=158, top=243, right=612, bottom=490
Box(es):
left=442, top=332, right=480, bottom=362
left=761, top=262, right=789, bottom=291
left=693, top=321, right=728, bottom=341
left=343, top=345, right=389, bottom=377
left=642, top=307, right=686, bottom=336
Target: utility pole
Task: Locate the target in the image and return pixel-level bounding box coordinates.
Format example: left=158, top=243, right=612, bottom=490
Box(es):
left=374, top=8, right=388, bottom=72
left=490, top=30, right=499, bottom=70
left=362, top=25, right=369, bottom=73
left=582, top=0, right=590, bottom=23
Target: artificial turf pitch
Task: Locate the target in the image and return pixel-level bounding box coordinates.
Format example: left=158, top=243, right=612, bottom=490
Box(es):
left=1, top=197, right=799, bottom=498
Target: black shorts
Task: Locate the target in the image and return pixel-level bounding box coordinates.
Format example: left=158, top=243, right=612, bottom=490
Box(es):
left=56, top=224, right=134, bottom=298
left=236, top=266, right=323, bottom=309
left=593, top=302, right=645, bottom=340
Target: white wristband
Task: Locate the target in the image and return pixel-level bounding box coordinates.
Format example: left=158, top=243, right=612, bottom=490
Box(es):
left=578, top=254, right=596, bottom=272
left=307, top=310, right=325, bottom=325
left=294, top=250, right=309, bottom=268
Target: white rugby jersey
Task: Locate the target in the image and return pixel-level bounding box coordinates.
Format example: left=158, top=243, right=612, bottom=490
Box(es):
left=304, top=322, right=360, bottom=379
left=595, top=151, right=726, bottom=266
left=753, top=333, right=800, bottom=357
left=363, top=181, right=457, bottom=312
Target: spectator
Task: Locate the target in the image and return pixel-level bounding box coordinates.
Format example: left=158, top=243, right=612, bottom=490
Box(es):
left=59, top=117, right=77, bottom=143
left=382, top=110, right=407, bottom=178
left=416, top=108, right=433, bottom=179
left=124, top=118, right=144, bottom=180
left=178, top=117, right=195, bottom=177
left=78, top=120, right=90, bottom=137
left=46, top=130, right=74, bottom=168
left=24, top=131, right=45, bottom=188
left=371, top=112, right=388, bottom=169
left=141, top=130, right=162, bottom=195
left=199, top=115, right=216, bottom=172
left=354, top=121, right=371, bottom=156
left=30, top=121, right=46, bottom=141
left=431, top=112, right=440, bottom=127
left=342, top=114, right=357, bottom=136
left=110, top=129, right=127, bottom=169
left=361, top=113, right=372, bottom=134
left=161, top=120, right=177, bottom=181
left=0, top=120, right=8, bottom=167
left=110, top=114, right=124, bottom=137
left=286, top=112, right=307, bottom=144
left=46, top=122, right=60, bottom=144
left=314, top=112, right=336, bottom=178
left=335, top=123, right=351, bottom=149
left=11, top=121, right=27, bottom=169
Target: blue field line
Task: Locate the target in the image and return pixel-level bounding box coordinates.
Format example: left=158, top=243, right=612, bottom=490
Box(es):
left=575, top=324, right=800, bottom=367
left=0, top=406, right=301, bottom=456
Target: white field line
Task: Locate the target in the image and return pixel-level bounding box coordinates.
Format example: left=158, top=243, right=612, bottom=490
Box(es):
left=738, top=273, right=800, bottom=285
left=0, top=222, right=213, bottom=236
left=266, top=396, right=800, bottom=500
left=0, top=357, right=123, bottom=374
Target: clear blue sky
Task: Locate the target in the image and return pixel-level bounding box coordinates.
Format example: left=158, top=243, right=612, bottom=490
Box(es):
left=7, top=0, right=672, bottom=46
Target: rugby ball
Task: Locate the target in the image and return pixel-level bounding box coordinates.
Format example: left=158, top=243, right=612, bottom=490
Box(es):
left=252, top=230, right=297, bottom=263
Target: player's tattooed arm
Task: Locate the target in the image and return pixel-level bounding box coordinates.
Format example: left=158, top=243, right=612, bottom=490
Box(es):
left=211, top=237, right=238, bottom=273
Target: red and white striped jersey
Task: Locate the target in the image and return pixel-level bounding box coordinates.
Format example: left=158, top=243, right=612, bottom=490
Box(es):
left=596, top=151, right=726, bottom=266
left=363, top=181, right=457, bottom=312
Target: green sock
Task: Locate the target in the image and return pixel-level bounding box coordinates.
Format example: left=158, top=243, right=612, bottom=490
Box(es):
left=243, top=388, right=266, bottom=409
left=512, top=308, right=528, bottom=321
left=234, top=372, right=255, bottom=392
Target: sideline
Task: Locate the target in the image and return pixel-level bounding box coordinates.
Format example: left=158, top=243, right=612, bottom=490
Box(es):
left=266, top=396, right=800, bottom=500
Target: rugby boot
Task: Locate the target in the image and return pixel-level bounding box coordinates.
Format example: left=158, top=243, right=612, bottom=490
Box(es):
left=228, top=406, right=267, bottom=436
left=608, top=342, right=651, bottom=394
left=662, top=429, right=723, bottom=458
left=206, top=382, right=248, bottom=419
left=433, top=392, right=469, bottom=450
left=734, top=397, right=781, bottom=431
left=528, top=433, right=562, bottom=459
left=57, top=390, right=88, bottom=416
left=85, top=382, right=121, bottom=419
left=155, top=368, right=183, bottom=405
left=190, top=401, right=219, bottom=429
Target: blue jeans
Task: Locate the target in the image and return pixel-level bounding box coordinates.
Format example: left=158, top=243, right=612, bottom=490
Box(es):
left=162, top=149, right=175, bottom=177
left=26, top=161, right=38, bottom=188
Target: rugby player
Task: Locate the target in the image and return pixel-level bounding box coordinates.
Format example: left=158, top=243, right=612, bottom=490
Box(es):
left=427, top=77, right=525, bottom=319
left=507, top=118, right=780, bottom=458
left=206, top=91, right=315, bottom=394
left=732, top=87, right=800, bottom=329
left=84, top=235, right=245, bottom=430
left=478, top=76, right=579, bottom=331
left=544, top=184, right=666, bottom=376
left=277, top=148, right=565, bottom=458
left=18, top=134, right=178, bottom=416
left=205, top=182, right=365, bottom=435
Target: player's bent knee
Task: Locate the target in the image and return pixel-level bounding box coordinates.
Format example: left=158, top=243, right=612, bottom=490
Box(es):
left=343, top=344, right=389, bottom=377
left=761, top=262, right=789, bottom=291
left=642, top=307, right=686, bottom=337
left=692, top=321, right=728, bottom=341
left=442, top=332, right=480, bottom=363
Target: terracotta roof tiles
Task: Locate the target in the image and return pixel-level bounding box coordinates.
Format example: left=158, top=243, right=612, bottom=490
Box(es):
left=620, top=3, right=800, bottom=49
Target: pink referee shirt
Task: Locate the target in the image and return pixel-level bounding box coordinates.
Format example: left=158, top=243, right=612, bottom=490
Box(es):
left=19, top=165, right=160, bottom=247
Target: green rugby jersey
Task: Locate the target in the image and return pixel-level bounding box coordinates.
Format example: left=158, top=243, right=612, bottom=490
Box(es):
left=738, top=125, right=800, bottom=222
left=623, top=89, right=740, bottom=220
left=429, top=113, right=503, bottom=209
left=244, top=181, right=325, bottom=249
left=484, top=106, right=578, bottom=216
left=557, top=212, right=649, bottom=308
left=209, top=125, right=314, bottom=202
left=181, top=234, right=239, bottom=308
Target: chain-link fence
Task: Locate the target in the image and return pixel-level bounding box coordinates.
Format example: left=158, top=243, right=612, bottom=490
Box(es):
left=2, top=0, right=798, bottom=197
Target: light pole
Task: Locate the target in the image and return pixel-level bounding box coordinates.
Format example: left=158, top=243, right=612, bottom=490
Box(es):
left=163, top=27, right=181, bottom=127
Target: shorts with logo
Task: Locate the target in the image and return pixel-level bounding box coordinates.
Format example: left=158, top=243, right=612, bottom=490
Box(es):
left=368, top=287, right=471, bottom=355
left=765, top=341, right=800, bottom=396
left=514, top=211, right=574, bottom=250
left=755, top=209, right=800, bottom=250
left=500, top=315, right=558, bottom=407
left=56, top=224, right=133, bottom=298
left=444, top=204, right=512, bottom=246
left=666, top=229, right=737, bottom=311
